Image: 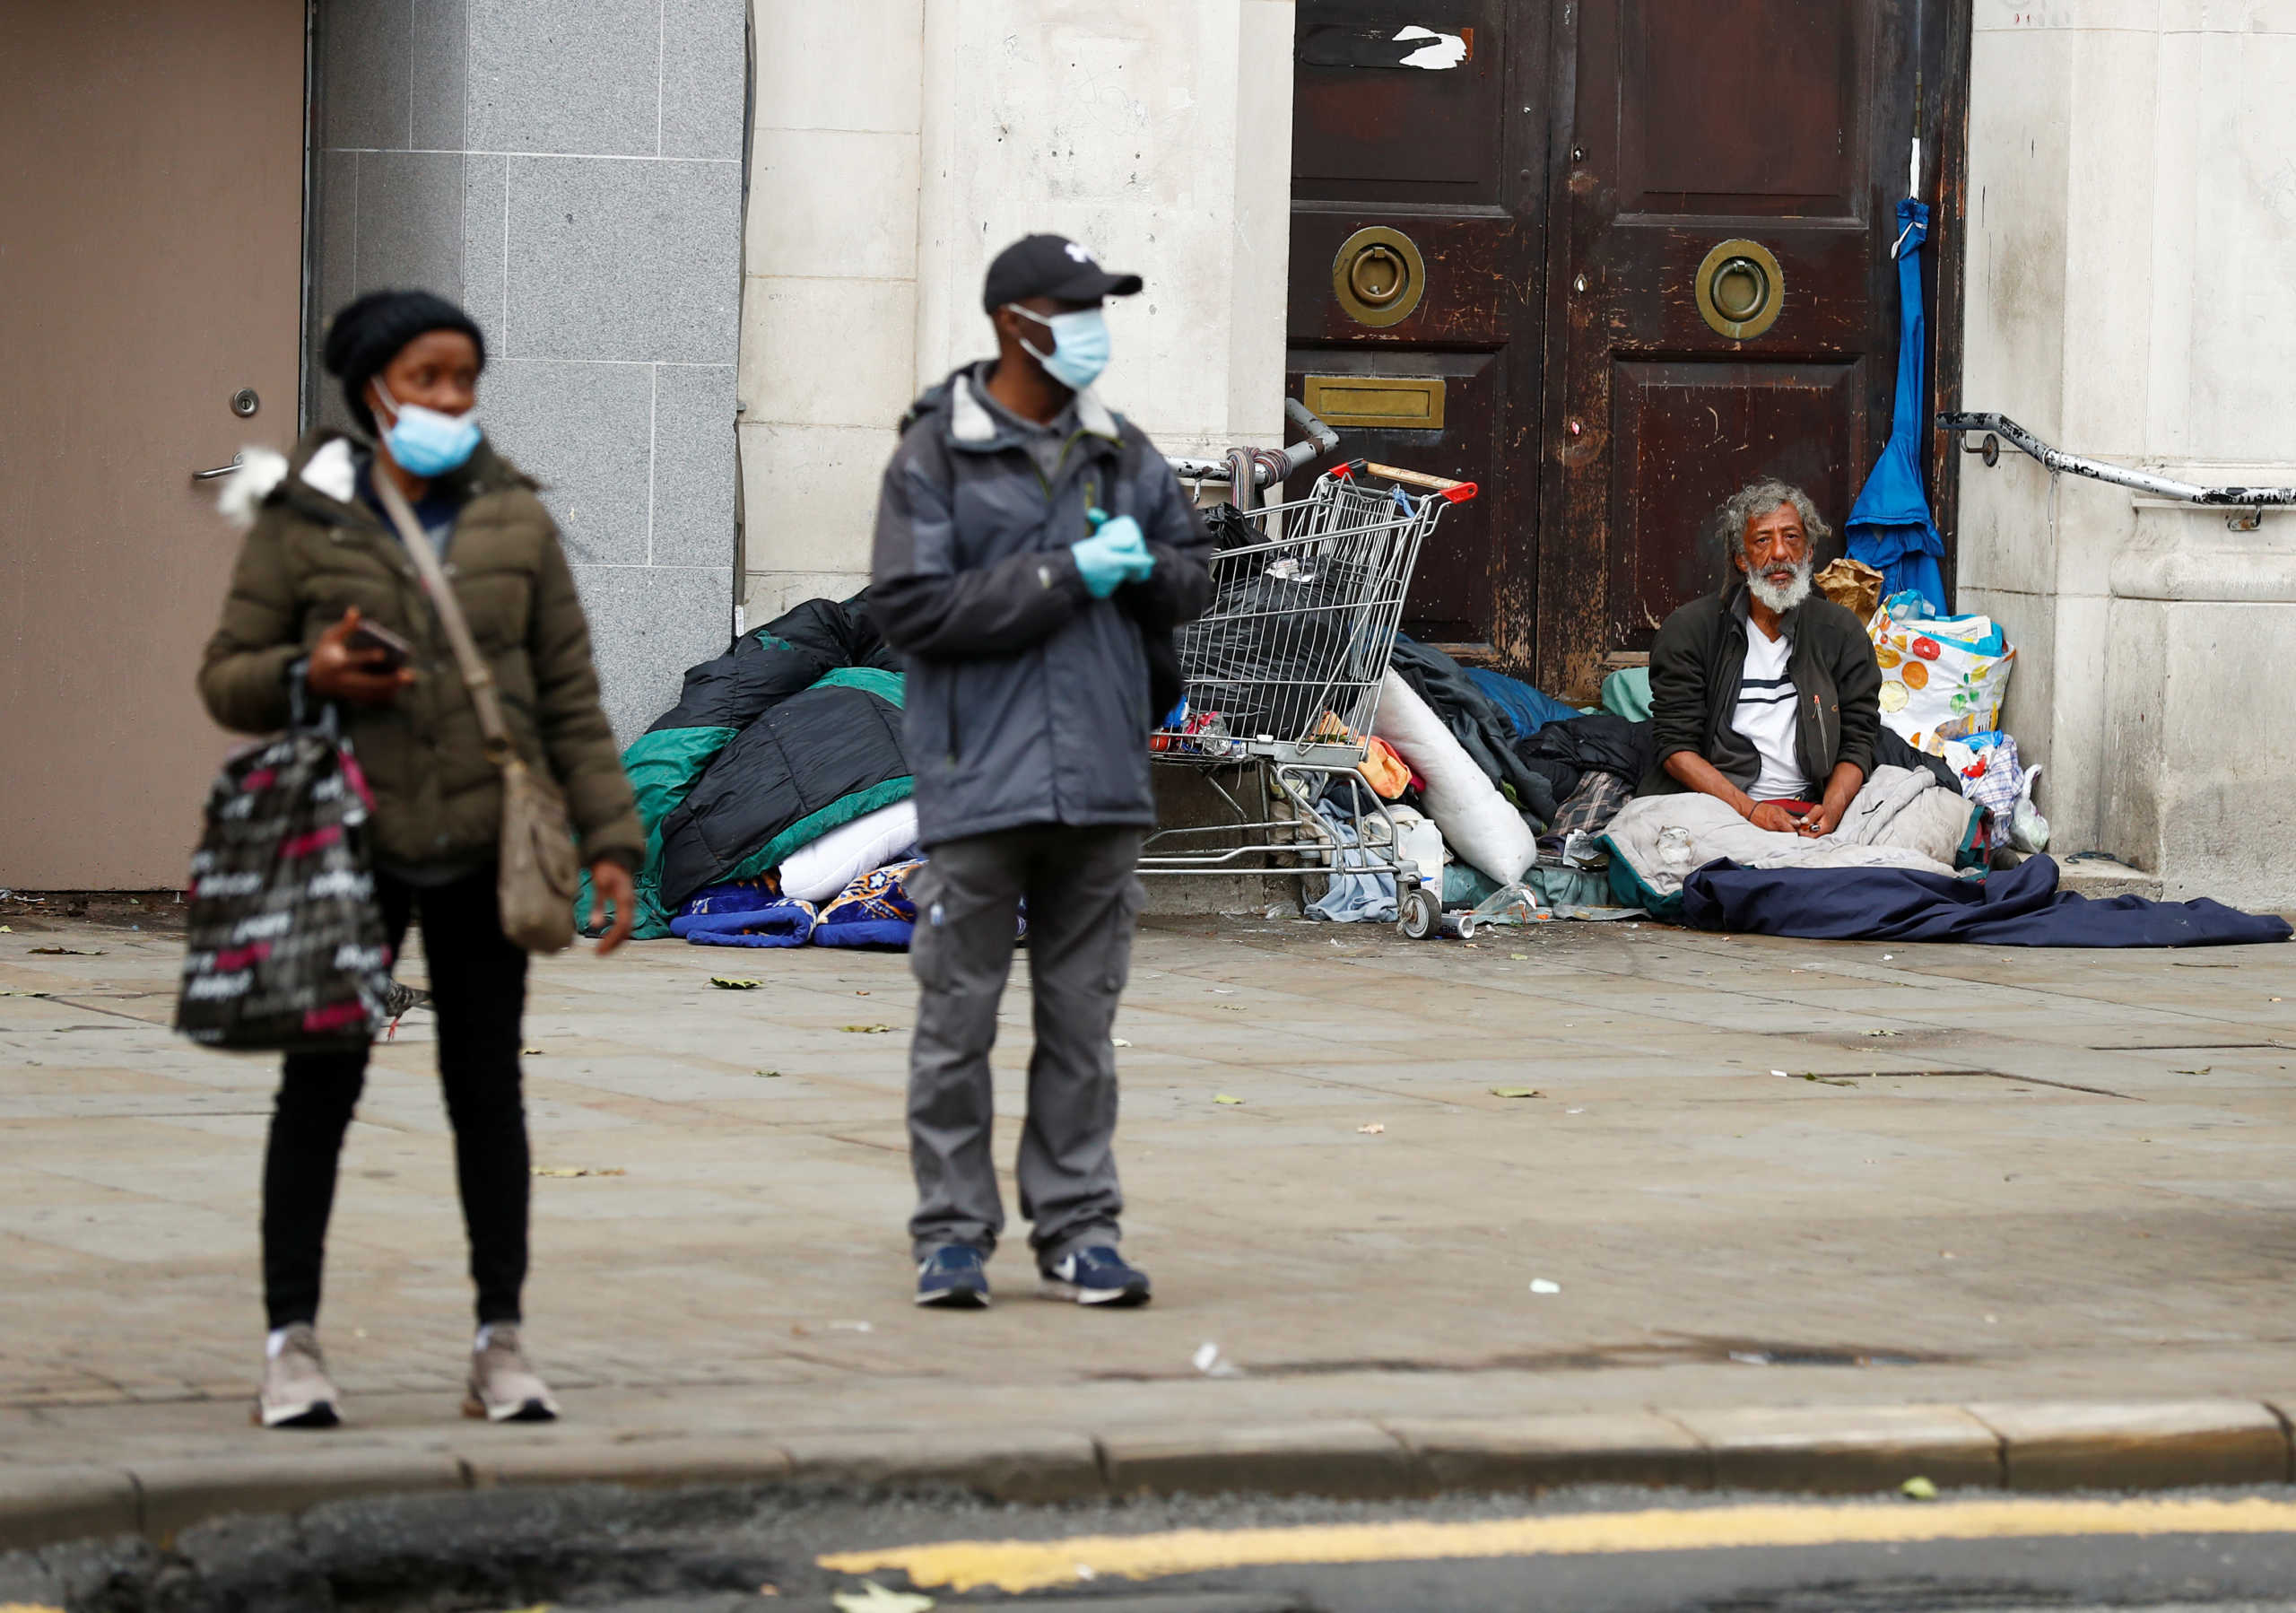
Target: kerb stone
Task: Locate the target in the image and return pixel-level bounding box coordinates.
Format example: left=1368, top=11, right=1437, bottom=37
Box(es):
left=1100, top=1422, right=1429, bottom=1501
left=780, top=1428, right=1104, bottom=1504
left=0, top=1464, right=140, bottom=1552
left=1971, top=1399, right=2290, bottom=1491
left=462, top=1434, right=795, bottom=1491
left=1663, top=1403, right=2003, bottom=1494
left=132, top=1450, right=468, bottom=1544
left=1387, top=1411, right=1712, bottom=1494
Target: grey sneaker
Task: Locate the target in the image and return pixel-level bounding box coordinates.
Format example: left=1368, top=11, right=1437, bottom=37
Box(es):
left=256, top=1324, right=341, bottom=1428
left=463, top=1324, right=560, bottom=1423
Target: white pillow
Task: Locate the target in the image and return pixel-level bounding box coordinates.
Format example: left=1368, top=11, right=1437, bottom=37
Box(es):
left=778, top=800, right=921, bottom=902
left=1370, top=670, right=1535, bottom=884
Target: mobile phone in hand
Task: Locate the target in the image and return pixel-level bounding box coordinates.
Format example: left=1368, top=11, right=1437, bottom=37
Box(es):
left=346, top=619, right=413, bottom=670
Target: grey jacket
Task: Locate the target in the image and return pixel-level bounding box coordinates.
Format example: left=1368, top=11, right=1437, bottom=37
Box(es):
left=868, top=364, right=1214, bottom=847
left=1641, top=577, right=1882, bottom=797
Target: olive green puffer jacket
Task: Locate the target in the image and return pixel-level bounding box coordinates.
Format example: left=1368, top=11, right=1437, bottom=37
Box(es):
left=199, top=431, right=643, bottom=874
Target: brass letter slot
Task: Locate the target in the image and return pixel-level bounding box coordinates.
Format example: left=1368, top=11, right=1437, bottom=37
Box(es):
left=1301, top=375, right=1446, bottom=432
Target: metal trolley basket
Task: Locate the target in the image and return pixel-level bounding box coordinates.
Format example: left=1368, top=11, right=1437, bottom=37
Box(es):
left=1141, top=418, right=1476, bottom=938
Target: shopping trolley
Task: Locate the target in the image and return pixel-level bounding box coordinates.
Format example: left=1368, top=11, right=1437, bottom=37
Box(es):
left=1141, top=407, right=1477, bottom=938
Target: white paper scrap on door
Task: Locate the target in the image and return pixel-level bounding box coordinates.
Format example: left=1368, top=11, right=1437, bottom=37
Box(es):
left=1393, top=24, right=1468, bottom=70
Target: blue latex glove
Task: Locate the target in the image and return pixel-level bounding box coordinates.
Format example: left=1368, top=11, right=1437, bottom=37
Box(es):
left=1072, top=512, right=1154, bottom=598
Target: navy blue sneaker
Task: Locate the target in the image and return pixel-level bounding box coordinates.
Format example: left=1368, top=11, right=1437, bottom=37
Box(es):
left=1039, top=1245, right=1151, bottom=1307
left=915, top=1245, right=990, bottom=1309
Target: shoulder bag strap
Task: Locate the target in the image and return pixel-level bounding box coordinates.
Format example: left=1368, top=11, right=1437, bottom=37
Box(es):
left=370, top=469, right=516, bottom=766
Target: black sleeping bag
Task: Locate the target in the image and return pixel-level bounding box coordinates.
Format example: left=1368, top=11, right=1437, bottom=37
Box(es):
left=602, top=592, right=914, bottom=938
left=654, top=667, right=911, bottom=911
left=651, top=594, right=901, bottom=735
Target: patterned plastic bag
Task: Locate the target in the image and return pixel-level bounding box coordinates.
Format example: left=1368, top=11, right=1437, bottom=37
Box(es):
left=1868, top=590, right=2016, bottom=754
left=175, top=714, right=393, bottom=1051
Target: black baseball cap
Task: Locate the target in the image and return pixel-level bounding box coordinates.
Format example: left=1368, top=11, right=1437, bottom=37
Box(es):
left=982, top=233, right=1144, bottom=312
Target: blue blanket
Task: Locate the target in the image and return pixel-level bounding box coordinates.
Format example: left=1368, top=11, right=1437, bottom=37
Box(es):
left=1464, top=667, right=1580, bottom=739
left=1681, top=856, right=2291, bottom=948
left=669, top=878, right=819, bottom=948
left=812, top=859, right=924, bottom=949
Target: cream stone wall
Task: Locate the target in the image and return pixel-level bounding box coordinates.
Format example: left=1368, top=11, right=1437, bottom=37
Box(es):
left=738, top=0, right=1295, bottom=622
left=1957, top=0, right=2296, bottom=900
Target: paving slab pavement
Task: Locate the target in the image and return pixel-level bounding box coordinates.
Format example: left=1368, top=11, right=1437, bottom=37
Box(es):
left=4, top=908, right=2296, bottom=1542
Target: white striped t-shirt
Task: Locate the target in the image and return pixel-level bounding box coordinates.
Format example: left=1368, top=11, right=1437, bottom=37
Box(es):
left=1733, top=624, right=1808, bottom=802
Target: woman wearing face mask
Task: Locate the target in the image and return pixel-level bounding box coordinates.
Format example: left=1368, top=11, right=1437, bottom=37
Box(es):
left=199, top=290, right=644, bottom=1429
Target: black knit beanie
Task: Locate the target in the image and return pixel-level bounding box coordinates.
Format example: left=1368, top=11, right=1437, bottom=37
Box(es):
left=322, top=290, right=487, bottom=435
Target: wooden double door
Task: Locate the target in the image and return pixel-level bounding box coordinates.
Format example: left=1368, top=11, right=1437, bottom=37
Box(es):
left=1288, top=0, right=1961, bottom=699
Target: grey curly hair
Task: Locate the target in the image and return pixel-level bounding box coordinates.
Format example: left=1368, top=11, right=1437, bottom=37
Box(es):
left=1716, top=479, right=1831, bottom=570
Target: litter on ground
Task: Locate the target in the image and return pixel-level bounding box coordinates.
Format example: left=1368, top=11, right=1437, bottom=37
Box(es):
left=1192, top=1341, right=1244, bottom=1378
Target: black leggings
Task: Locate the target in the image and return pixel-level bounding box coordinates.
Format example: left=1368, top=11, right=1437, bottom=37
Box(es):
left=262, top=867, right=531, bottom=1329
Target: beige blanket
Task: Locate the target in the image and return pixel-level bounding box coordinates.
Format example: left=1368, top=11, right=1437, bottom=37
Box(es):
left=1604, top=765, right=1979, bottom=902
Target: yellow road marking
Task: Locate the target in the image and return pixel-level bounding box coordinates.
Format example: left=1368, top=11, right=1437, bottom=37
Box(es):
left=820, top=1495, right=2296, bottom=1595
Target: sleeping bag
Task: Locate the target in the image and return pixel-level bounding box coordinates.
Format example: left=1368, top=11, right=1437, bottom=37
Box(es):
left=585, top=594, right=909, bottom=939
left=655, top=667, right=911, bottom=911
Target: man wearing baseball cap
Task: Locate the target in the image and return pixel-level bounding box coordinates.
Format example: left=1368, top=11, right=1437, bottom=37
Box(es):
left=869, top=233, right=1214, bottom=1311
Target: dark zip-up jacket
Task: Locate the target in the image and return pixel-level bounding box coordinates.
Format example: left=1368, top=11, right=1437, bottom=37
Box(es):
left=199, top=431, right=643, bottom=872
left=1640, top=576, right=1882, bottom=798
left=868, top=363, right=1214, bottom=846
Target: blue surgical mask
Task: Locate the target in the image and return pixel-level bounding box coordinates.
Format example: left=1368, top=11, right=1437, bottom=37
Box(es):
left=1010, top=305, right=1111, bottom=393
left=374, top=380, right=482, bottom=477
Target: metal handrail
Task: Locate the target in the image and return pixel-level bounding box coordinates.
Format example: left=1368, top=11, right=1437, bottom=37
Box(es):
left=1940, top=412, right=2296, bottom=510
left=1169, top=398, right=1342, bottom=486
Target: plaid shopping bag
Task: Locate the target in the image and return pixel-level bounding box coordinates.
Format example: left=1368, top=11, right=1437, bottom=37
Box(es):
left=175, top=714, right=393, bottom=1051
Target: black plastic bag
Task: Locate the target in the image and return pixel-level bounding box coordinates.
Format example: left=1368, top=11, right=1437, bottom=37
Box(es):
left=175, top=713, right=392, bottom=1051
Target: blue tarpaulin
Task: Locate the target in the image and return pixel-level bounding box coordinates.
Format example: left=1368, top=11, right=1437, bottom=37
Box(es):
left=1845, top=198, right=1949, bottom=616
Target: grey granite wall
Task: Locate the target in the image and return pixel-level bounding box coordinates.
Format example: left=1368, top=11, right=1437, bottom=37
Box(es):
left=311, top=0, right=746, bottom=742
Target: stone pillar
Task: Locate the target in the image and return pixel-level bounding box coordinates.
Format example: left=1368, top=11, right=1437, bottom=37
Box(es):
left=1956, top=3, right=2296, bottom=901
left=311, top=0, right=746, bottom=742
left=738, top=0, right=928, bottom=620
left=738, top=0, right=1297, bottom=623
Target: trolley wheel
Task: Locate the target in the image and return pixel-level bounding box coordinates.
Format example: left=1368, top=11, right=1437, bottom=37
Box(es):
left=1397, top=884, right=1442, bottom=941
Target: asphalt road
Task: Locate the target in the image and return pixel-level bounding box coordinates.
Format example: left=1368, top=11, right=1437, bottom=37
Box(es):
left=16, top=1483, right=2296, bottom=1612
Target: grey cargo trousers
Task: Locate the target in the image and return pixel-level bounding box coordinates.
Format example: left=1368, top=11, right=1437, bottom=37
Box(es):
left=906, top=824, right=1144, bottom=1265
